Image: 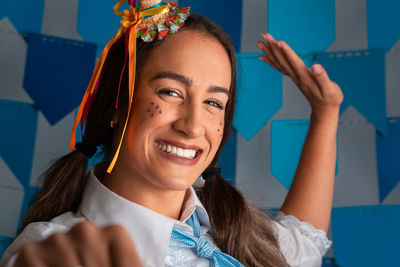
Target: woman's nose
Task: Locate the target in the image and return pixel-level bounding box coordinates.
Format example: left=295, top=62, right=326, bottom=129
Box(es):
left=172, top=103, right=205, bottom=138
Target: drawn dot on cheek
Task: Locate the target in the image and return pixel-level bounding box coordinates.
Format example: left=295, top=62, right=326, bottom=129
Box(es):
left=150, top=114, right=154, bottom=117
left=156, top=105, right=159, bottom=109
left=159, top=110, right=162, bottom=114
left=151, top=102, right=154, bottom=105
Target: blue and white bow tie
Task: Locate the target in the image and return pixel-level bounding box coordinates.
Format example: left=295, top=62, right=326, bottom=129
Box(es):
left=170, top=211, right=244, bottom=267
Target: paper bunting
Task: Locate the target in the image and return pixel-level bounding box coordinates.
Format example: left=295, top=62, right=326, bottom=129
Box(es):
left=316, top=49, right=387, bottom=136
left=78, top=0, right=128, bottom=52
left=271, top=120, right=309, bottom=189
left=326, top=0, right=368, bottom=51
left=217, top=130, right=237, bottom=185
left=0, top=158, right=24, bottom=238
left=0, top=18, right=32, bottom=103
left=386, top=40, right=400, bottom=117
left=271, top=119, right=338, bottom=189
left=376, top=118, right=400, bottom=202
left=189, top=0, right=242, bottom=51
left=334, top=108, right=380, bottom=206
left=41, top=0, right=82, bottom=40
left=332, top=205, right=400, bottom=266
left=0, top=99, right=38, bottom=188
left=233, top=52, right=282, bottom=140
left=367, top=0, right=400, bottom=50
left=268, top=0, right=335, bottom=55
left=23, top=33, right=97, bottom=125
left=0, top=236, right=14, bottom=259
left=0, top=0, right=45, bottom=34
left=30, top=111, right=76, bottom=187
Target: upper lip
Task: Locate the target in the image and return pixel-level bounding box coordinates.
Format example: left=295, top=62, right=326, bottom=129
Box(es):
left=156, top=139, right=203, bottom=152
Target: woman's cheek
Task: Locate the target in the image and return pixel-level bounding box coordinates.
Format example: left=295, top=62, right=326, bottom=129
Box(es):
left=145, top=101, right=163, bottom=118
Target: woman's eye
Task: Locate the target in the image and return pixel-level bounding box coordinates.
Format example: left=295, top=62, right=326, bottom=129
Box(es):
left=205, top=100, right=224, bottom=110
left=158, top=89, right=180, bottom=97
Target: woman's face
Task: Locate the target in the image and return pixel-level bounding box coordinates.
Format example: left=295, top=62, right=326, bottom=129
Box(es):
left=115, top=30, right=232, bottom=191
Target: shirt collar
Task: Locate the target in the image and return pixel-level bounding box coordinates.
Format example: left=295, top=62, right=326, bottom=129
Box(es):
left=80, top=163, right=210, bottom=266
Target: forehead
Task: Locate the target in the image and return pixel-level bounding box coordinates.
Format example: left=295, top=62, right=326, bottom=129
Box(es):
left=141, top=30, right=232, bottom=90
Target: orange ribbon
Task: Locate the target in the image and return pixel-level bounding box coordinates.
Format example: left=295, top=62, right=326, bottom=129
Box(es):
left=70, top=0, right=169, bottom=173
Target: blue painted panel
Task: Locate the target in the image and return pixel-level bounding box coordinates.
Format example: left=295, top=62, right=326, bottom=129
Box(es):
left=23, top=33, right=97, bottom=125
left=0, top=236, right=14, bottom=259
left=217, top=130, right=237, bottom=184
left=189, top=0, right=243, bottom=51
left=332, top=205, right=400, bottom=266
left=0, top=0, right=45, bottom=33
left=316, top=50, right=387, bottom=136
left=271, top=119, right=338, bottom=189
left=268, top=0, right=335, bottom=55
left=234, top=52, right=282, bottom=140
left=376, top=118, right=400, bottom=202
left=367, top=0, right=400, bottom=50
left=78, top=0, right=129, bottom=49
left=0, top=99, right=38, bottom=188
left=271, top=120, right=309, bottom=189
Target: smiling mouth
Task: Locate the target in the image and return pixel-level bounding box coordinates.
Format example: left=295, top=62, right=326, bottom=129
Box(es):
left=155, top=141, right=202, bottom=159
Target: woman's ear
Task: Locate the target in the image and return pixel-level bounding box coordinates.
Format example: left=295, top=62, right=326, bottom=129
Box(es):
left=111, top=110, right=121, bottom=129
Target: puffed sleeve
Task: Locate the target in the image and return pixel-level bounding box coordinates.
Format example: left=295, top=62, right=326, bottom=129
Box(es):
left=272, top=211, right=332, bottom=267
left=0, top=212, right=84, bottom=267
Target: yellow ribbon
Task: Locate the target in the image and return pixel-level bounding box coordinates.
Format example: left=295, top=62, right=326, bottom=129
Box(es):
left=70, top=0, right=170, bottom=173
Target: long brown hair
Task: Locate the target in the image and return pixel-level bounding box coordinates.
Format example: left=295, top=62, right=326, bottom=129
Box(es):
left=23, top=14, right=288, bottom=267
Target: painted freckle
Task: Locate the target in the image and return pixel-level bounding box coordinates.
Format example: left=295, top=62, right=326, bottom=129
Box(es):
left=159, top=110, right=162, bottom=114
left=150, top=114, right=154, bottom=117
left=151, top=102, right=154, bottom=105
left=156, top=105, right=159, bottom=109
left=147, top=109, right=150, bottom=112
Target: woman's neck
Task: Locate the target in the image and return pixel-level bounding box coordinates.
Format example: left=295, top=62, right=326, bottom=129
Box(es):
left=101, top=163, right=187, bottom=220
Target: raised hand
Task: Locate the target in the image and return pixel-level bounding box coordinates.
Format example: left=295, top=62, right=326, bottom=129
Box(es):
left=256, top=33, right=343, bottom=120
left=15, top=221, right=143, bottom=267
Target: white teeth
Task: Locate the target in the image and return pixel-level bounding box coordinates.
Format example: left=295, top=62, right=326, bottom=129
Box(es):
left=155, top=142, right=197, bottom=159
left=177, top=147, right=183, bottom=157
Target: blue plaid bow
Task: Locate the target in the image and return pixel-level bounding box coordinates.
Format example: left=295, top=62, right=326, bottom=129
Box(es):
left=169, top=212, right=244, bottom=267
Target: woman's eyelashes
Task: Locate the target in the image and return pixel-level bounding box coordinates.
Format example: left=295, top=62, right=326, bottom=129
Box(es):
left=157, top=88, right=225, bottom=110
left=204, top=99, right=224, bottom=110
left=158, top=88, right=182, bottom=99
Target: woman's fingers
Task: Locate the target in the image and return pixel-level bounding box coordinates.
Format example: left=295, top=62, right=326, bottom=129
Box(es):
left=261, top=33, right=298, bottom=80
left=14, top=221, right=143, bottom=267
left=256, top=33, right=343, bottom=114
left=256, top=40, right=288, bottom=75
left=279, top=41, right=319, bottom=90
left=105, top=225, right=143, bottom=267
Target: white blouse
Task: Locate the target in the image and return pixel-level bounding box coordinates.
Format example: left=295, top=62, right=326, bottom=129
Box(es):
left=0, top=164, right=331, bottom=267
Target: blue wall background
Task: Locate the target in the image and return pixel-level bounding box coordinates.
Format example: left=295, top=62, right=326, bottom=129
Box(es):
left=1, top=0, right=399, bottom=265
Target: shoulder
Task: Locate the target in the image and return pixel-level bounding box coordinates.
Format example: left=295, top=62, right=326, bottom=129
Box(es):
left=272, top=211, right=332, bottom=267
left=0, top=211, right=85, bottom=267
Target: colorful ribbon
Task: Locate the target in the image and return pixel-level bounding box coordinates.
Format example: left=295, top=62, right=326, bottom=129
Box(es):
left=70, top=0, right=169, bottom=173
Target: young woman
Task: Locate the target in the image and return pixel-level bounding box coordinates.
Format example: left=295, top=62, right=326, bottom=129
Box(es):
left=0, top=2, right=343, bottom=267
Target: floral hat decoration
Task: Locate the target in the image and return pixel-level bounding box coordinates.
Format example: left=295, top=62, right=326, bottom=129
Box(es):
left=70, top=0, right=191, bottom=173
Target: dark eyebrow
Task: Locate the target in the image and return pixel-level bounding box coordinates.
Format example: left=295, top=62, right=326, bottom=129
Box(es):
left=151, top=71, right=229, bottom=96
left=150, top=71, right=192, bottom=87
left=208, top=86, right=229, bottom=96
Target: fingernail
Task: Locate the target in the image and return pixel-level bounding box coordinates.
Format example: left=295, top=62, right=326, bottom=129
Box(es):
left=312, top=64, right=322, bottom=75
left=261, top=33, right=267, bottom=39
left=256, top=42, right=263, bottom=49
